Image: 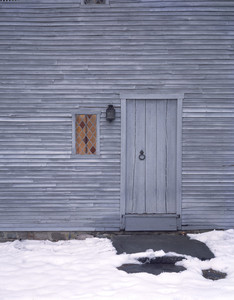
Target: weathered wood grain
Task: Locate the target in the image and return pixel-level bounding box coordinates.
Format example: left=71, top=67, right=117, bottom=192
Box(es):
left=0, top=0, right=234, bottom=230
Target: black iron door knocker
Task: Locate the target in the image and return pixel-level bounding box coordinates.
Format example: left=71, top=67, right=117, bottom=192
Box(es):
left=139, top=150, right=146, bottom=160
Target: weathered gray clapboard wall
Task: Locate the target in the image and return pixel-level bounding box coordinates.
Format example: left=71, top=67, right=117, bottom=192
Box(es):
left=0, top=0, right=234, bottom=230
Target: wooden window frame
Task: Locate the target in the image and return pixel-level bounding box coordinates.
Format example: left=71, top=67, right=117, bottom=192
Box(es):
left=72, top=109, right=101, bottom=157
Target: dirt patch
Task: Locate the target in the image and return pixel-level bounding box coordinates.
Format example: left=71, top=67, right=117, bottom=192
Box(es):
left=202, top=268, right=227, bottom=280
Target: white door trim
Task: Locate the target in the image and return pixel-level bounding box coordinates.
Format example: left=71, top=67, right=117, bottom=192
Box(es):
left=120, top=93, right=183, bottom=230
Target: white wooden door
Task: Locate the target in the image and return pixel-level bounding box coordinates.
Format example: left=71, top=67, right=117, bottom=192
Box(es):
left=125, top=99, right=179, bottom=230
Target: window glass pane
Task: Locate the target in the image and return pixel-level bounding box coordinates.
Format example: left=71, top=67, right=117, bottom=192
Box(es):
left=76, top=114, right=97, bottom=155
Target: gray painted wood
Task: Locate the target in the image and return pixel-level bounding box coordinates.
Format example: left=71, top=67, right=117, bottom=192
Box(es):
left=125, top=100, right=135, bottom=214
left=157, top=101, right=167, bottom=213
left=125, top=99, right=177, bottom=229
left=135, top=100, right=146, bottom=213
left=125, top=214, right=178, bottom=231
left=0, top=0, right=234, bottom=230
left=145, top=100, right=157, bottom=213
left=166, top=100, right=177, bottom=213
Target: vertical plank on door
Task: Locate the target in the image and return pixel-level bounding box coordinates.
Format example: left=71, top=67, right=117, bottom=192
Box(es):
left=126, top=100, right=136, bottom=213
left=166, top=100, right=177, bottom=213
left=156, top=100, right=167, bottom=213
left=146, top=100, right=157, bottom=213
left=135, top=100, right=146, bottom=213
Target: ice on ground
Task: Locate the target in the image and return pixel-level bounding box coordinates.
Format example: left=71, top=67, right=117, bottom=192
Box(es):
left=0, top=230, right=234, bottom=300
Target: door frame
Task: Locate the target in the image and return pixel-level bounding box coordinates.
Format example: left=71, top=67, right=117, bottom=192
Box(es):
left=120, top=93, right=183, bottom=230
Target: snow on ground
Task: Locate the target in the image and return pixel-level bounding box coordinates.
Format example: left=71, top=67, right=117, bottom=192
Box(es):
left=0, top=230, right=234, bottom=300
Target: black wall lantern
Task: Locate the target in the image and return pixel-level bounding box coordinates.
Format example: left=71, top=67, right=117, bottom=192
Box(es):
left=106, top=105, right=116, bottom=122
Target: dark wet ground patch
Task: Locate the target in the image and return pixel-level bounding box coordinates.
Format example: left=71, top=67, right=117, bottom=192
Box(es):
left=112, top=233, right=215, bottom=276
left=118, top=255, right=186, bottom=276
left=202, top=268, right=227, bottom=280
left=111, top=234, right=214, bottom=260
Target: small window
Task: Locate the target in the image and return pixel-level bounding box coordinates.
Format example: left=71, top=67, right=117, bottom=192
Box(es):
left=72, top=110, right=100, bottom=157
left=76, top=114, right=97, bottom=155
left=81, top=0, right=109, bottom=5
left=72, top=108, right=101, bottom=157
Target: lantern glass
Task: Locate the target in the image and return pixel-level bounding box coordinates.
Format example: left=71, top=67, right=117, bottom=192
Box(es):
left=106, top=105, right=115, bottom=122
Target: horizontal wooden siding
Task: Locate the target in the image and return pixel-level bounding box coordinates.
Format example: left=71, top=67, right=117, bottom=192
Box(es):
left=0, top=0, right=234, bottom=230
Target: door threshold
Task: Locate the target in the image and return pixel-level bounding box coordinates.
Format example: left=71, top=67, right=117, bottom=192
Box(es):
left=124, top=214, right=179, bottom=231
